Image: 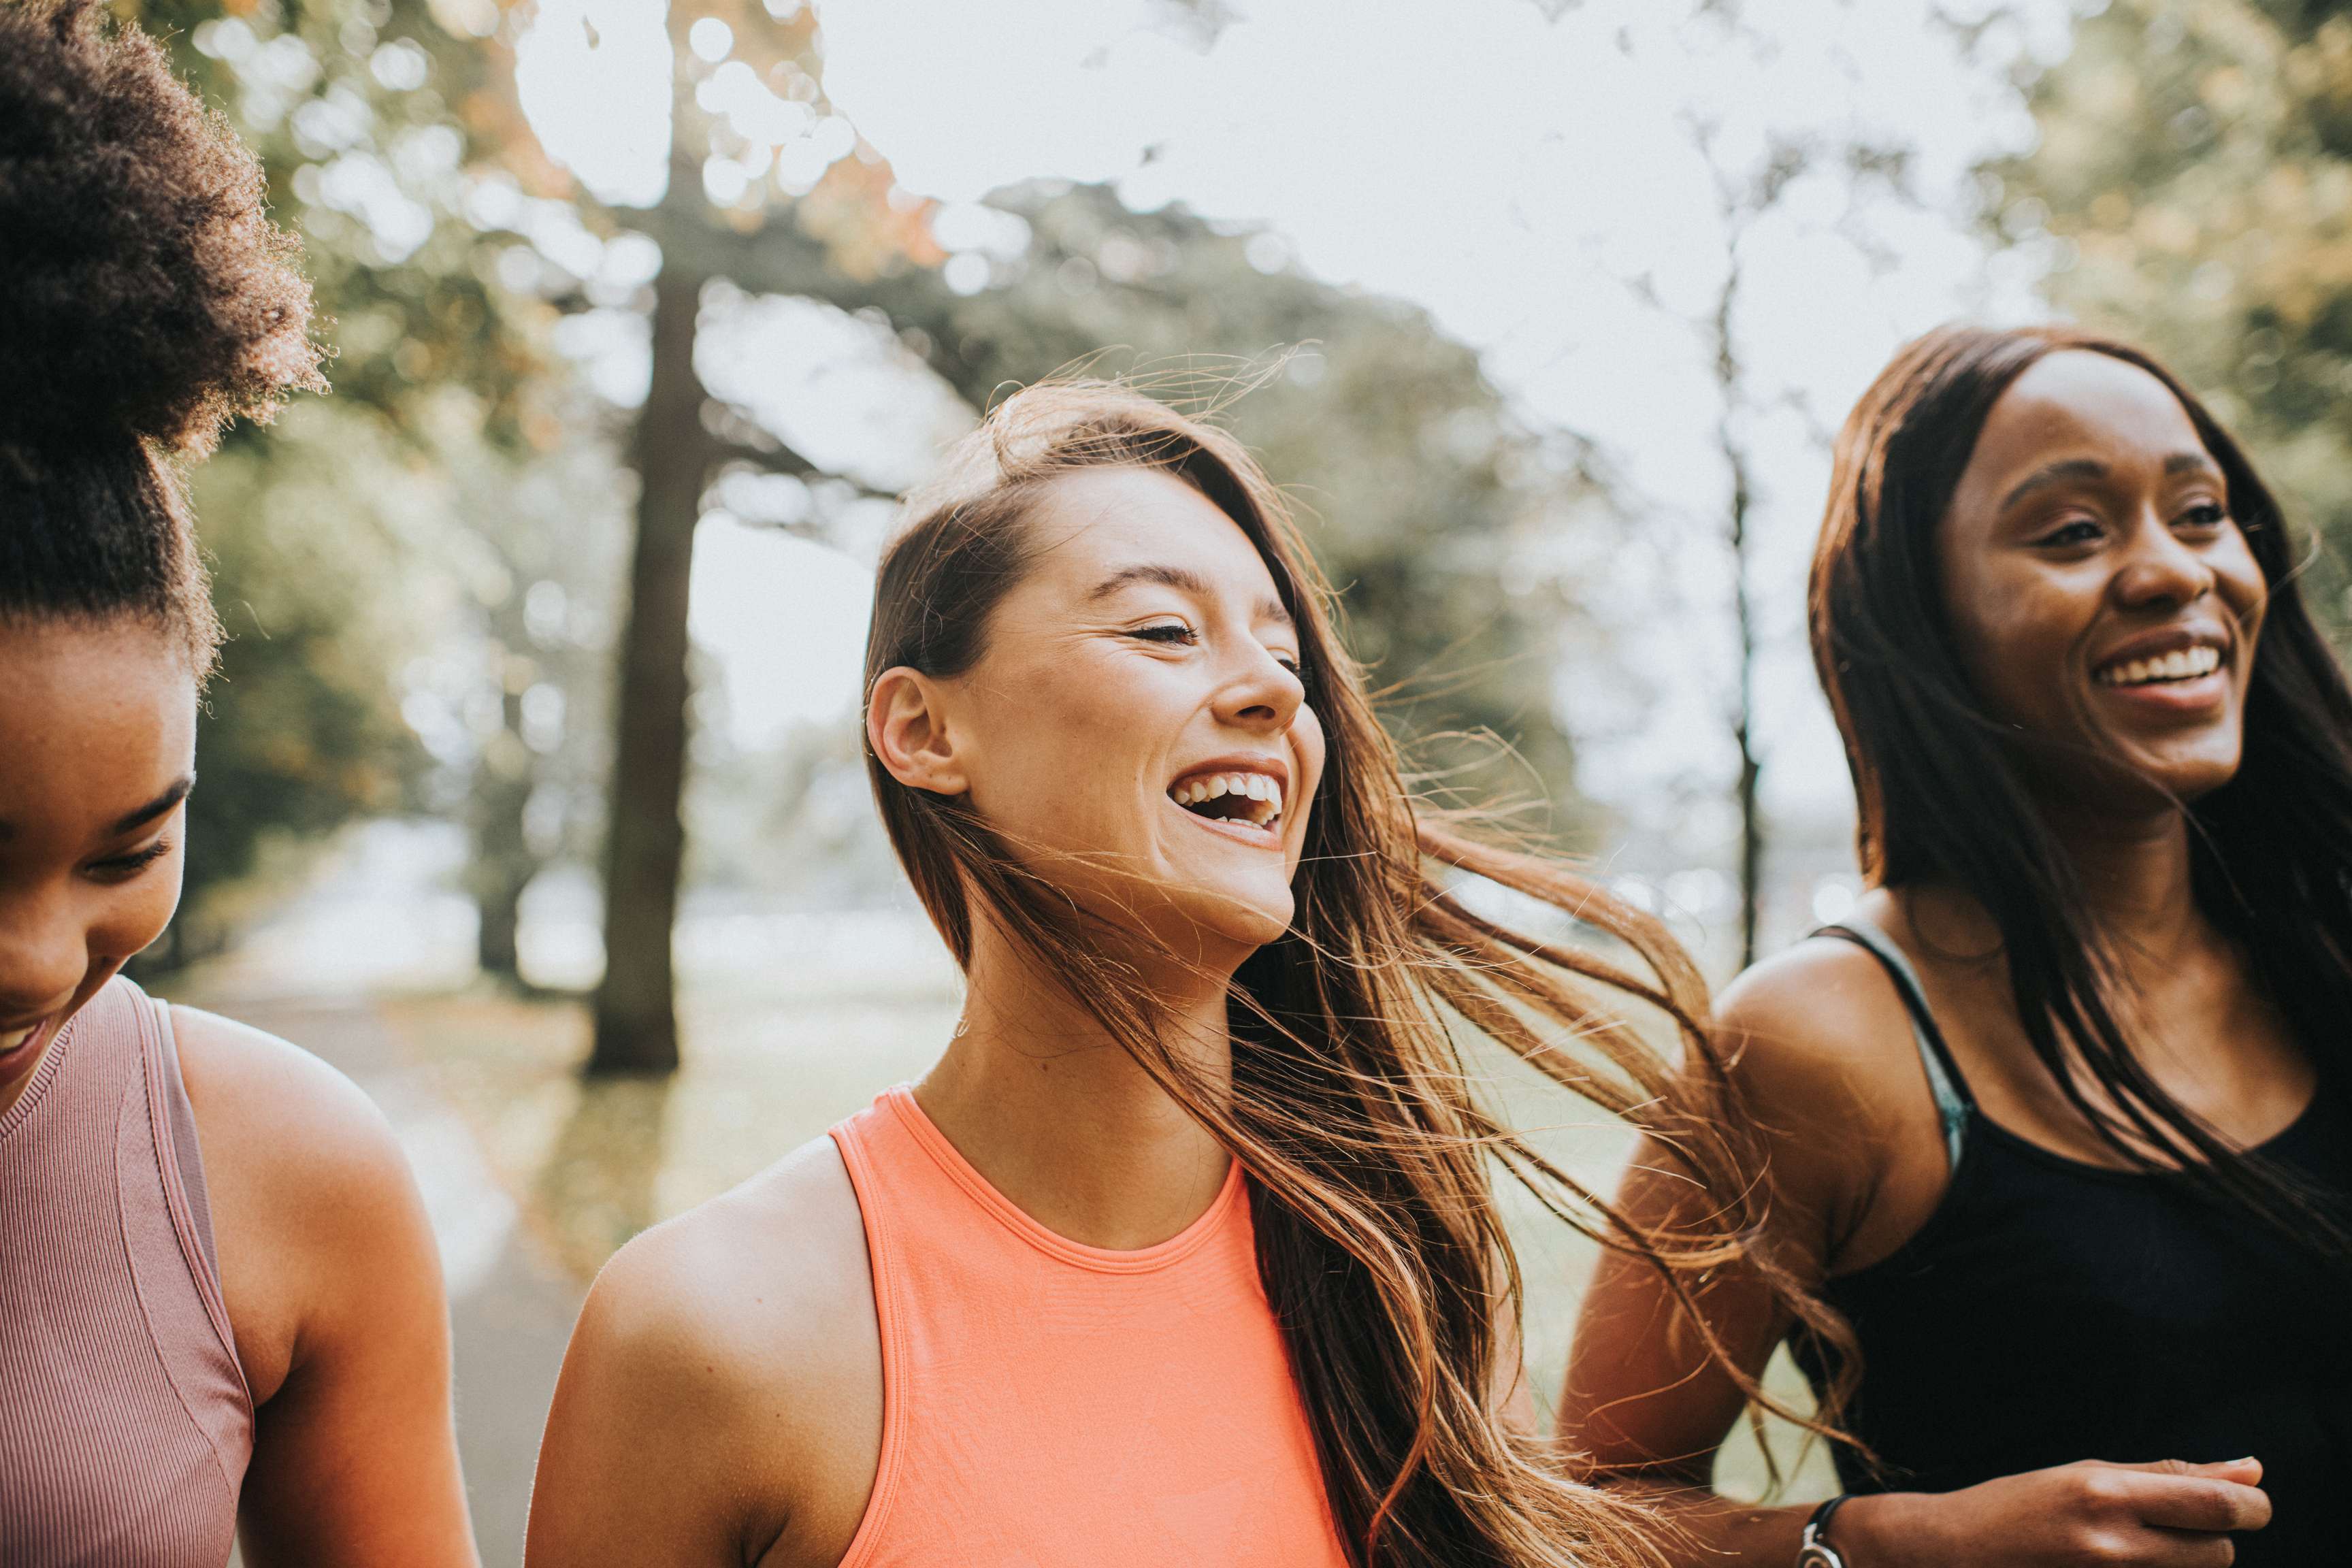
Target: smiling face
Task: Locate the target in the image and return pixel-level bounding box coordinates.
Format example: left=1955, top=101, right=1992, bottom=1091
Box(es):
left=868, top=466, right=1326, bottom=964
left=0, top=618, right=195, bottom=1116
left=1937, top=350, right=2269, bottom=811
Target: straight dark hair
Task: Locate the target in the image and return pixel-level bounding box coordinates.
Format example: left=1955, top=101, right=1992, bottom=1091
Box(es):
left=1812, top=323, right=2352, bottom=1266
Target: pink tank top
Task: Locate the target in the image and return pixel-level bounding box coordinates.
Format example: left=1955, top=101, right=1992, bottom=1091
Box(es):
left=0, top=977, right=252, bottom=1567
left=829, top=1087, right=1350, bottom=1568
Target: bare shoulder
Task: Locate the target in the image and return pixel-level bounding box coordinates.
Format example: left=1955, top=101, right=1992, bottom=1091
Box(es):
left=1716, top=919, right=1961, bottom=1272
left=167, top=1005, right=444, bottom=1407
left=535, top=1134, right=881, bottom=1568
left=583, top=1132, right=874, bottom=1399
left=169, top=1005, right=412, bottom=1200
left=1716, top=932, right=1922, bottom=1110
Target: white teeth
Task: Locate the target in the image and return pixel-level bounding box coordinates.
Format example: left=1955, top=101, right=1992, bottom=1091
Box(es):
left=2098, top=644, right=2222, bottom=687
left=1167, top=770, right=1286, bottom=828
left=0, top=1024, right=37, bottom=1055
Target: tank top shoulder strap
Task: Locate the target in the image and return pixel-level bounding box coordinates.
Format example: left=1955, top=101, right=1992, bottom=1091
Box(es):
left=146, top=994, right=223, bottom=1284
left=118, top=983, right=239, bottom=1365
left=1814, top=915, right=1974, bottom=1169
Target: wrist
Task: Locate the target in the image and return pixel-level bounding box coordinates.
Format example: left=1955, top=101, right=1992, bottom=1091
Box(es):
left=1820, top=1491, right=1927, bottom=1568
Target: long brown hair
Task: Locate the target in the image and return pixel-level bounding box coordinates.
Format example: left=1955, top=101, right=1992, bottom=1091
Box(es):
left=1812, top=323, right=2352, bottom=1269
left=865, top=382, right=1833, bottom=1567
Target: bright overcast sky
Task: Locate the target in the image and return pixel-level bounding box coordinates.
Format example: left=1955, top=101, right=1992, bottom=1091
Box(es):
left=522, top=0, right=2087, bottom=872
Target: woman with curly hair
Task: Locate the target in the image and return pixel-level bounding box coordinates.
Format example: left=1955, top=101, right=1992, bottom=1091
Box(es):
left=0, top=3, right=476, bottom=1563
left=527, top=382, right=1823, bottom=1568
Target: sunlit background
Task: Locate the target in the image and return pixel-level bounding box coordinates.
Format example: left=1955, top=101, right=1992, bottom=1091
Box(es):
left=125, top=0, right=2352, bottom=1556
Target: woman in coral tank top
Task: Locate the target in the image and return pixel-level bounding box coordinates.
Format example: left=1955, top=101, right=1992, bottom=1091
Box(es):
left=527, top=385, right=1805, bottom=1568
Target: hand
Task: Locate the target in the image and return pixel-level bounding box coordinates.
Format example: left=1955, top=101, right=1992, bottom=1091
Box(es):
left=1838, top=1458, right=2270, bottom=1568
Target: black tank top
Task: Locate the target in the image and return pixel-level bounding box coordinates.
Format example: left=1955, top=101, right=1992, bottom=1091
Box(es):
left=1791, top=917, right=2352, bottom=1566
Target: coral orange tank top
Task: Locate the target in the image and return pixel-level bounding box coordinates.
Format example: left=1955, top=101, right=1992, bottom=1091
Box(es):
left=828, top=1087, right=1350, bottom=1568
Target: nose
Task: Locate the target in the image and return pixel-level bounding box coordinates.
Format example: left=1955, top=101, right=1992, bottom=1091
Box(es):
left=1215, top=642, right=1307, bottom=733
left=0, top=883, right=91, bottom=1022
left=2111, top=509, right=2215, bottom=613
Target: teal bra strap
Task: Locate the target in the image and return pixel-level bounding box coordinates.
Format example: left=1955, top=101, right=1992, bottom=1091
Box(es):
left=1816, top=915, right=1972, bottom=1172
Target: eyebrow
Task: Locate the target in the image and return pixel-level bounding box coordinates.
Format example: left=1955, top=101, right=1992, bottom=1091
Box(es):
left=108, top=776, right=195, bottom=836
left=1998, top=451, right=2223, bottom=512
left=1997, top=458, right=2108, bottom=512
left=1087, top=563, right=1294, bottom=627
left=0, top=774, right=192, bottom=845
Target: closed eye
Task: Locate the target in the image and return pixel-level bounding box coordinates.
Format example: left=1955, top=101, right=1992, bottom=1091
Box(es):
left=88, top=839, right=173, bottom=883
left=2036, top=517, right=2104, bottom=549
left=1129, top=622, right=1198, bottom=647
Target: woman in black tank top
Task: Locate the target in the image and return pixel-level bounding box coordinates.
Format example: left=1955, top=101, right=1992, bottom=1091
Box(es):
left=1556, top=325, right=2352, bottom=1568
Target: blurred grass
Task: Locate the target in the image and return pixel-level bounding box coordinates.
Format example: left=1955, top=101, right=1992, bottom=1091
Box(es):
left=376, top=983, right=949, bottom=1280
left=376, top=979, right=1832, bottom=1502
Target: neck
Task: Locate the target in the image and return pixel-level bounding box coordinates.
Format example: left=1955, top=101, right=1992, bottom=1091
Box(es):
left=2039, top=791, right=2209, bottom=964
left=1897, top=792, right=2215, bottom=979
left=913, top=915, right=1237, bottom=1250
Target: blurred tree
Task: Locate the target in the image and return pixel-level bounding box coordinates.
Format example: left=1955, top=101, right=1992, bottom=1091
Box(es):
left=132, top=0, right=625, bottom=977
left=395, top=390, right=626, bottom=981
left=1688, top=131, right=1805, bottom=973
left=579, top=0, right=943, bottom=1073
left=154, top=400, right=429, bottom=964
left=504, top=5, right=1608, bottom=1073
left=897, top=182, right=1603, bottom=809
left=2002, top=0, right=2352, bottom=637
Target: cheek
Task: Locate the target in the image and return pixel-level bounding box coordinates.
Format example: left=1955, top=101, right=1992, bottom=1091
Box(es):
left=2217, top=540, right=2269, bottom=634
left=1291, top=710, right=1328, bottom=808
left=1944, top=565, right=2087, bottom=718
left=966, top=651, right=1175, bottom=823
left=96, top=858, right=184, bottom=961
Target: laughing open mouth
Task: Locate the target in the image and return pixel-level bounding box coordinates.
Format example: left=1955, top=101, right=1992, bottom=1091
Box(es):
left=2093, top=644, right=2223, bottom=688
left=1169, top=769, right=1286, bottom=833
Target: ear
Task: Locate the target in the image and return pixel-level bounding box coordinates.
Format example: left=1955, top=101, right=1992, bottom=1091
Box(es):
left=868, top=666, right=970, bottom=797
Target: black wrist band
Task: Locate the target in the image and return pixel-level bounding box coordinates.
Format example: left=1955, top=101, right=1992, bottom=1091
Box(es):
left=1796, top=1496, right=1851, bottom=1568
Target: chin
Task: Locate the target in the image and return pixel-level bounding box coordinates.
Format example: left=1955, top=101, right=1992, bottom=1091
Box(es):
left=2159, top=754, right=2243, bottom=803
left=1173, top=881, right=1295, bottom=953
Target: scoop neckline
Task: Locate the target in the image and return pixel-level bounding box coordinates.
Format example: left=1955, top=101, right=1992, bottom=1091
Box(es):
left=0, top=1011, right=80, bottom=1145
left=1966, top=1079, right=2327, bottom=1185
left=883, top=1085, right=1245, bottom=1274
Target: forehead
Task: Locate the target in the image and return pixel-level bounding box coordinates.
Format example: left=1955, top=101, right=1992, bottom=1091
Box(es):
left=0, top=619, right=195, bottom=811
left=1967, top=350, right=2208, bottom=482
left=1020, top=466, right=1279, bottom=596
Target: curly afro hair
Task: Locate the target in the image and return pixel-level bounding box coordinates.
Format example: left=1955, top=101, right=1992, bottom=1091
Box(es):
left=0, top=0, right=325, bottom=666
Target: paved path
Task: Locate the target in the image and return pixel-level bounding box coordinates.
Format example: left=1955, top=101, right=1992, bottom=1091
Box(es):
left=214, top=996, right=583, bottom=1568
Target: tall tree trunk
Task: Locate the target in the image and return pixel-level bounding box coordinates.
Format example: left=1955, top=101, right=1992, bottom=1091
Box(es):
left=470, top=749, right=534, bottom=981
left=1714, top=274, right=1765, bottom=970
left=589, top=264, right=709, bottom=1075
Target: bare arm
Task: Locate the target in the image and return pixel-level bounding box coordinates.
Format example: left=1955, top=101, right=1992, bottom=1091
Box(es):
left=525, top=1238, right=768, bottom=1568
left=177, top=1008, right=476, bottom=1568
left=1554, top=945, right=2270, bottom=1567
left=527, top=1139, right=881, bottom=1568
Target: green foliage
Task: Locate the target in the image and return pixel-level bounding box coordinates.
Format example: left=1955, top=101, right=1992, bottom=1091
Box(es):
left=2003, top=0, right=2352, bottom=636
left=906, top=184, right=1606, bottom=825
left=154, top=401, right=433, bottom=961
left=137, top=0, right=553, bottom=440
left=116, top=0, right=615, bottom=964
